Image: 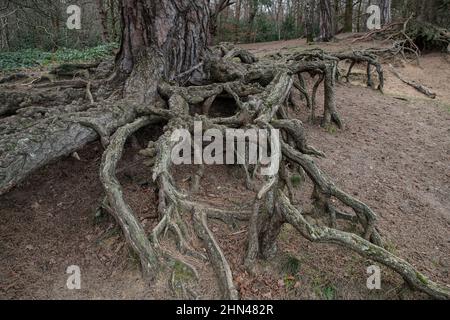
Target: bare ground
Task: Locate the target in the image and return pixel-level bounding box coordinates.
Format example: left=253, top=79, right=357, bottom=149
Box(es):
left=1, top=36, right=449, bottom=300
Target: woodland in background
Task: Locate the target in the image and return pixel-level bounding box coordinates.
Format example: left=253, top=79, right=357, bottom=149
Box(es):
left=1, top=0, right=450, bottom=52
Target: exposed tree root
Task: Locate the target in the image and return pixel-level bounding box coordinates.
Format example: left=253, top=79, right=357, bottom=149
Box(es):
left=389, top=64, right=437, bottom=99
left=281, top=143, right=382, bottom=245
left=0, top=73, right=30, bottom=84
left=0, top=87, right=87, bottom=116
left=0, top=102, right=135, bottom=195
left=49, top=62, right=100, bottom=77
left=100, top=116, right=161, bottom=277
left=193, top=209, right=239, bottom=300
left=334, top=52, right=385, bottom=92
left=1, top=44, right=448, bottom=300
left=278, top=192, right=449, bottom=300
left=353, top=18, right=450, bottom=64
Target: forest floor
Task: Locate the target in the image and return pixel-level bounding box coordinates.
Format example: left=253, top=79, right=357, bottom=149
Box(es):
left=1, top=35, right=449, bottom=299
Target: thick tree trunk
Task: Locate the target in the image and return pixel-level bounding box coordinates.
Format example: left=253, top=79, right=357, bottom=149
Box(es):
left=115, top=0, right=211, bottom=99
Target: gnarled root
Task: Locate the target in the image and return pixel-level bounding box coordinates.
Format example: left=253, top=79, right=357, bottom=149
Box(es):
left=277, top=192, right=449, bottom=300
left=2, top=44, right=448, bottom=300
left=193, top=210, right=239, bottom=300
left=389, top=64, right=436, bottom=99
left=100, top=116, right=161, bottom=278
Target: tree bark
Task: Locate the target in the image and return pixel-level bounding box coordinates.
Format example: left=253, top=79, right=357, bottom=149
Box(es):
left=96, top=0, right=110, bottom=42
left=343, top=0, right=353, bottom=33
left=247, top=0, right=259, bottom=42
left=379, top=0, right=392, bottom=25
left=0, top=103, right=136, bottom=196
left=319, top=0, right=334, bottom=42
left=109, top=0, right=119, bottom=41
left=234, top=0, right=242, bottom=42
left=115, top=0, right=211, bottom=95
left=304, top=0, right=316, bottom=42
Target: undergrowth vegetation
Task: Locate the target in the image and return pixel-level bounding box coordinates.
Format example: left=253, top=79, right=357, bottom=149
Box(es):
left=0, top=43, right=118, bottom=71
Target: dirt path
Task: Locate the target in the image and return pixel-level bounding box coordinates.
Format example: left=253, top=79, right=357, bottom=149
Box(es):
left=1, top=38, right=449, bottom=300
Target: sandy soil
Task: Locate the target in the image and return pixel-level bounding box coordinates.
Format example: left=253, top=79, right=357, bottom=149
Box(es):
left=1, top=36, right=449, bottom=300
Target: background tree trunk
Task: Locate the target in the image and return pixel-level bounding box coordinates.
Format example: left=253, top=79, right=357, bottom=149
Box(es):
left=247, top=0, right=259, bottom=42
left=0, top=16, right=10, bottom=50
left=109, top=0, right=119, bottom=42
left=343, top=0, right=353, bottom=33
left=235, top=0, right=242, bottom=43
left=275, top=0, right=283, bottom=41
left=356, top=0, right=363, bottom=32
left=305, top=0, right=316, bottom=42
left=379, top=0, right=392, bottom=25
left=417, top=0, right=438, bottom=23
left=96, top=0, right=110, bottom=42
left=319, top=0, right=334, bottom=41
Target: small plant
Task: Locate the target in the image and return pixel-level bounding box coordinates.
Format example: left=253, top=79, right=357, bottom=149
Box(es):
left=322, top=285, right=337, bottom=300
left=172, top=260, right=196, bottom=283
left=312, top=275, right=337, bottom=300
left=326, top=125, right=337, bottom=135
left=281, top=254, right=301, bottom=276
left=280, top=254, right=302, bottom=291
left=290, top=174, right=303, bottom=188
left=283, top=275, right=297, bottom=290
left=93, top=207, right=108, bottom=225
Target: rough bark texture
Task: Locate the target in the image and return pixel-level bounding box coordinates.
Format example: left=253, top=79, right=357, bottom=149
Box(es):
left=0, top=102, right=136, bottom=195
left=116, top=0, right=210, bottom=83
left=305, top=0, right=316, bottom=43
left=379, top=0, right=392, bottom=25
left=100, top=116, right=161, bottom=277
left=319, top=0, right=334, bottom=42
left=96, top=0, right=110, bottom=42
left=343, top=0, right=353, bottom=33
